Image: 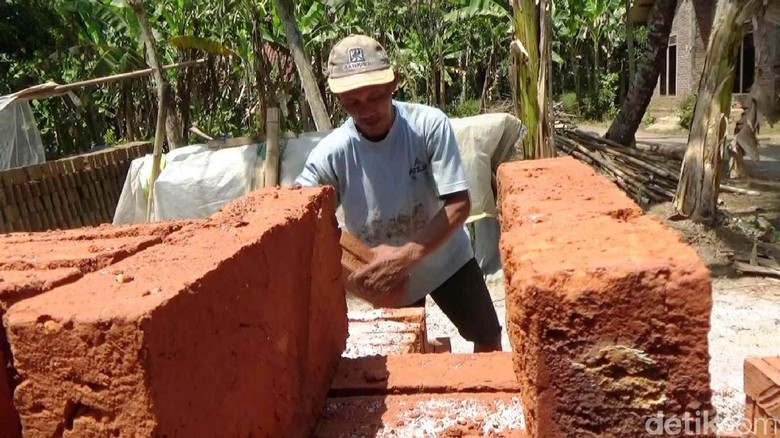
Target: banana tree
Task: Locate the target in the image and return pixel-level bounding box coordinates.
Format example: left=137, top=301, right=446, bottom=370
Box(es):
left=728, top=1, right=780, bottom=177
left=674, top=0, right=762, bottom=223
left=511, top=0, right=554, bottom=159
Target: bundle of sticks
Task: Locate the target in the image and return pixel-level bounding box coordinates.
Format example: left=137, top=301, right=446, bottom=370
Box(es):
left=554, top=128, right=681, bottom=203
left=553, top=127, right=757, bottom=204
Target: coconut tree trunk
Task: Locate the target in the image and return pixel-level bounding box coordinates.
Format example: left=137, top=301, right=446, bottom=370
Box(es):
left=605, top=0, right=677, bottom=146
left=273, top=0, right=332, bottom=131
left=674, top=0, right=761, bottom=223
left=510, top=0, right=554, bottom=159
left=626, top=0, right=637, bottom=87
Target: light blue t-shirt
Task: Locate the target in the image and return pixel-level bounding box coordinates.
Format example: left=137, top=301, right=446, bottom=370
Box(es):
left=295, top=100, right=474, bottom=305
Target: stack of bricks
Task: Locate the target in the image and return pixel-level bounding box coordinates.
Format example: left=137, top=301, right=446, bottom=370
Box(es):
left=343, top=308, right=428, bottom=358
left=315, top=352, right=527, bottom=437
left=744, top=357, right=780, bottom=438
left=497, top=156, right=715, bottom=437
left=0, top=186, right=347, bottom=437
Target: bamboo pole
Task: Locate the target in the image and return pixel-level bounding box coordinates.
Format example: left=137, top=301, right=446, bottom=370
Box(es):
left=9, top=59, right=206, bottom=103
left=263, top=108, right=280, bottom=188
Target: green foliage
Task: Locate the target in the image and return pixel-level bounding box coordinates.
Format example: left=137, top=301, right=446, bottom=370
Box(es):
left=558, top=92, right=578, bottom=115
left=1, top=0, right=632, bottom=159
left=580, top=72, right=619, bottom=121
left=678, top=94, right=697, bottom=130
left=642, top=113, right=656, bottom=127
left=444, top=99, right=481, bottom=118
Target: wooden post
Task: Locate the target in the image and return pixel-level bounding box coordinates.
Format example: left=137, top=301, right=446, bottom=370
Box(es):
left=263, top=108, right=280, bottom=188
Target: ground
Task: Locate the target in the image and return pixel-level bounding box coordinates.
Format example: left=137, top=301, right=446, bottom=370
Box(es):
left=351, top=124, right=780, bottom=434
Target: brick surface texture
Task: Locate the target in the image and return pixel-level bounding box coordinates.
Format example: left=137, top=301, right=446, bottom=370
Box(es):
left=315, top=352, right=526, bottom=437
left=497, top=156, right=714, bottom=438
left=0, top=187, right=347, bottom=437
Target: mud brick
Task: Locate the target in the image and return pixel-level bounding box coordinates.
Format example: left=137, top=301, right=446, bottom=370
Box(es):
left=0, top=268, right=84, bottom=438
left=348, top=307, right=426, bottom=326
left=344, top=329, right=423, bottom=358
left=498, top=158, right=714, bottom=438
left=340, top=230, right=374, bottom=277
left=745, top=357, right=780, bottom=438
left=330, top=352, right=521, bottom=396
left=496, top=156, right=642, bottom=234
left=4, top=187, right=347, bottom=438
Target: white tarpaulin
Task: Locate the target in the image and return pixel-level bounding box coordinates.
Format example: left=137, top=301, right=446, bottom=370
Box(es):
left=113, top=144, right=259, bottom=224
left=0, top=97, right=46, bottom=170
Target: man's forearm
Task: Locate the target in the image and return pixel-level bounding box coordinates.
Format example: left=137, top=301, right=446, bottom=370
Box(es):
left=401, top=191, right=471, bottom=264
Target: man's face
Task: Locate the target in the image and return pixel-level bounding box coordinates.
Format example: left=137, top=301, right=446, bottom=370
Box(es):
left=336, top=82, right=396, bottom=139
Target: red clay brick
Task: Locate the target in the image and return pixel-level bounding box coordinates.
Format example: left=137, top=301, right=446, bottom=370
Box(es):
left=496, top=156, right=642, bottom=234
left=745, top=358, right=780, bottom=438
left=348, top=307, right=426, bottom=325
left=0, top=223, right=180, bottom=438
left=330, top=352, right=521, bottom=396
left=0, top=269, right=82, bottom=310
left=313, top=393, right=525, bottom=437
left=0, top=268, right=84, bottom=438
left=498, top=158, right=714, bottom=438
left=0, top=222, right=181, bottom=270
left=4, top=187, right=346, bottom=437
left=344, top=329, right=423, bottom=358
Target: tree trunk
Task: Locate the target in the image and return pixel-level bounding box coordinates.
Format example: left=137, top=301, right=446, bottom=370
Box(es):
left=479, top=50, right=494, bottom=113
left=605, top=0, right=677, bottom=146
left=127, top=0, right=169, bottom=221
left=164, top=87, right=185, bottom=148
left=574, top=51, right=582, bottom=116
left=674, top=0, right=761, bottom=223
left=122, top=82, right=136, bottom=141
left=273, top=0, right=332, bottom=131
left=510, top=0, right=554, bottom=159
left=626, top=0, right=636, bottom=89
left=460, top=49, right=468, bottom=103
left=127, top=0, right=184, bottom=150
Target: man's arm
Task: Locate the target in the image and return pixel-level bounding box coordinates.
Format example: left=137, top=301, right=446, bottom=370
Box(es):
left=401, top=190, right=470, bottom=264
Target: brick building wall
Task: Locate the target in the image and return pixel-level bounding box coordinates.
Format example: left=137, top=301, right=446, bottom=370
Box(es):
left=648, top=0, right=778, bottom=113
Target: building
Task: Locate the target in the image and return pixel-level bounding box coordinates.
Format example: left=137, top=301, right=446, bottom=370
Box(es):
left=630, top=0, right=780, bottom=111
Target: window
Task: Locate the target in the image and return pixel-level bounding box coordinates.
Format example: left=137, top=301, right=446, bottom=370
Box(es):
left=734, top=32, right=755, bottom=94
left=660, top=36, right=677, bottom=96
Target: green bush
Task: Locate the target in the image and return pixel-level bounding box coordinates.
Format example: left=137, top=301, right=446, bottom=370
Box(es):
left=677, top=94, right=697, bottom=130
left=579, top=73, right=619, bottom=122
left=642, top=114, right=656, bottom=127
left=445, top=99, right=482, bottom=118
left=558, top=92, right=578, bottom=115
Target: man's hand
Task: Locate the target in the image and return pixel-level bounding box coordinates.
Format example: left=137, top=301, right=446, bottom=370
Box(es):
left=350, top=244, right=419, bottom=299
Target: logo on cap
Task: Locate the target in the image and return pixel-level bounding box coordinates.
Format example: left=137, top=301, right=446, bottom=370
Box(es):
left=348, top=48, right=365, bottom=63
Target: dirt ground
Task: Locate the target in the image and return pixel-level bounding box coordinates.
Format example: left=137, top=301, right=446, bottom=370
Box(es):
left=349, top=128, right=780, bottom=434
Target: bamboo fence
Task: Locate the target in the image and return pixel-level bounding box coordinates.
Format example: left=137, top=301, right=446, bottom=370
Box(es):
left=0, top=142, right=150, bottom=233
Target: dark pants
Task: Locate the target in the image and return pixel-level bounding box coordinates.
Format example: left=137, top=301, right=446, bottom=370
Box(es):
left=408, top=258, right=502, bottom=346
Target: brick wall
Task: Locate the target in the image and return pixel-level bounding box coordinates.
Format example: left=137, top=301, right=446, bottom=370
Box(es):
left=648, top=0, right=780, bottom=113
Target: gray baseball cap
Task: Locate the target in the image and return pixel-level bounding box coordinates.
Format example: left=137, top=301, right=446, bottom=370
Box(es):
left=327, top=34, right=395, bottom=94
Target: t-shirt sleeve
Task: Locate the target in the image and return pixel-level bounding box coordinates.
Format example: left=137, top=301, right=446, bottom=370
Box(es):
left=294, top=144, right=339, bottom=190
left=426, top=110, right=470, bottom=197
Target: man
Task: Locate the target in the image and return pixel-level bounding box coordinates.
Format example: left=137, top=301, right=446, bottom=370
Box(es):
left=294, top=34, right=502, bottom=353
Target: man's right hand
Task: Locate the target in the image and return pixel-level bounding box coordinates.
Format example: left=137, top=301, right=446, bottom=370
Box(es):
left=345, top=267, right=408, bottom=308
